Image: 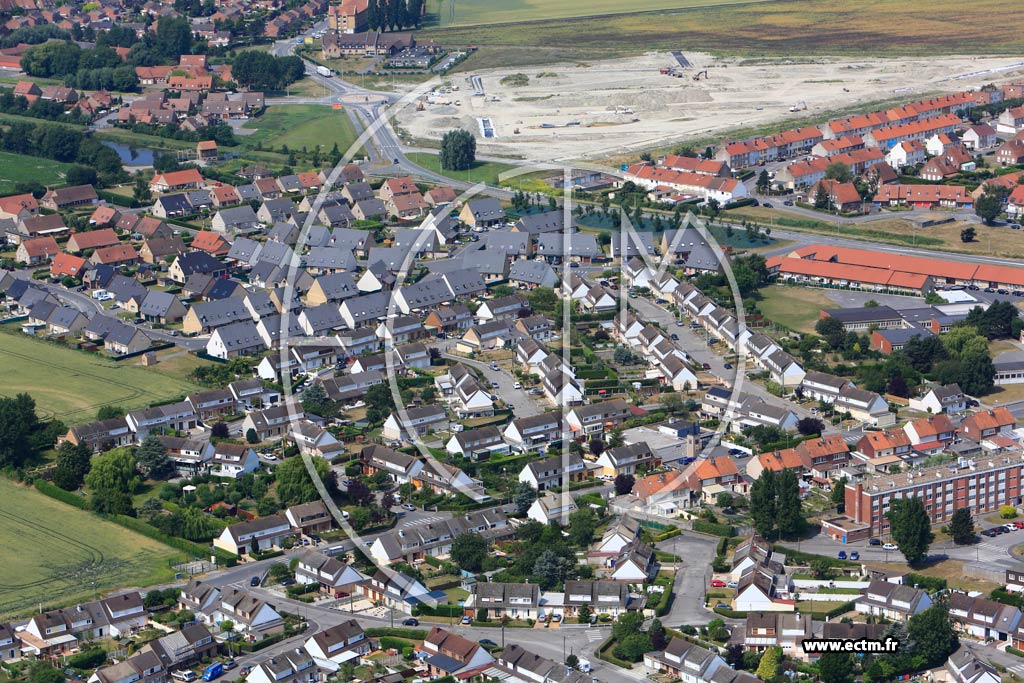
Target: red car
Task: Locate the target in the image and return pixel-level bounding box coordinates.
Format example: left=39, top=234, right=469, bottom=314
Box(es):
left=710, top=579, right=726, bottom=588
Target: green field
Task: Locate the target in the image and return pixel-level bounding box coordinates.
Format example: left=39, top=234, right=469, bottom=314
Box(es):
left=755, top=284, right=836, bottom=334
left=0, top=329, right=202, bottom=424
left=406, top=152, right=518, bottom=186
left=0, top=478, right=179, bottom=620
left=423, top=0, right=1024, bottom=66
left=242, top=104, right=362, bottom=156
left=0, top=151, right=72, bottom=194
left=426, top=0, right=765, bottom=27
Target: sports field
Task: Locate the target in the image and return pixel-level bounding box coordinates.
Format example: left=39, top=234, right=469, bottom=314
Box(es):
left=0, top=329, right=202, bottom=424
left=423, top=0, right=1024, bottom=61
left=426, top=0, right=767, bottom=27
left=0, top=478, right=179, bottom=620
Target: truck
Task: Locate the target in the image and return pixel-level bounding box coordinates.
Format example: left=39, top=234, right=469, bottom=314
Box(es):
left=316, top=65, right=332, bottom=77
left=202, top=663, right=222, bottom=681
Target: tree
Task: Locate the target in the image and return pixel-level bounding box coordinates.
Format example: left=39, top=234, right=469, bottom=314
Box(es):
left=907, top=600, right=958, bottom=667
left=568, top=507, right=596, bottom=547
left=85, top=448, right=140, bottom=515
left=577, top=603, right=591, bottom=624
left=886, top=496, right=934, bottom=567
left=346, top=477, right=373, bottom=506
left=815, top=316, right=847, bottom=349
left=716, top=492, right=734, bottom=510
left=725, top=644, right=745, bottom=669
left=29, top=663, right=65, bottom=683
left=824, top=161, right=853, bottom=183
left=948, top=508, right=975, bottom=545
left=451, top=532, right=487, bottom=572
left=756, top=170, right=771, bottom=194
left=649, top=619, right=667, bottom=651
left=513, top=482, right=537, bottom=515
left=135, top=435, right=173, bottom=479
left=750, top=469, right=777, bottom=538
left=614, top=632, right=652, bottom=662
left=211, top=421, right=229, bottom=439
left=774, top=468, right=805, bottom=539
left=974, top=191, right=1003, bottom=225
left=0, top=393, right=39, bottom=468
left=531, top=548, right=574, bottom=589
left=614, top=473, right=635, bottom=496
left=810, top=557, right=832, bottom=579
left=181, top=507, right=214, bottom=541
left=661, top=392, right=684, bottom=415
left=817, top=652, right=854, bottom=683
left=831, top=476, right=848, bottom=509
left=246, top=428, right=260, bottom=444
left=301, top=382, right=331, bottom=416
left=755, top=646, right=780, bottom=681
left=796, top=416, right=825, bottom=436
left=439, top=129, right=476, bottom=171
left=53, top=440, right=92, bottom=490
left=275, top=455, right=329, bottom=507
left=814, top=182, right=831, bottom=210
left=960, top=226, right=976, bottom=242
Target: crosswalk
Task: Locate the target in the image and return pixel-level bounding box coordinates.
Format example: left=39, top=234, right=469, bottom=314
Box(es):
left=976, top=542, right=1011, bottom=563
left=586, top=627, right=608, bottom=642
left=1008, top=663, right=1024, bottom=678
left=400, top=514, right=446, bottom=529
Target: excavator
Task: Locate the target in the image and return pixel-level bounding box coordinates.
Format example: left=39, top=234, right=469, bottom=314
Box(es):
left=692, top=70, right=709, bottom=81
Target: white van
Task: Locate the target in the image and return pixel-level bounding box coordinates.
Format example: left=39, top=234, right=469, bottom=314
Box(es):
left=172, top=671, right=197, bottom=682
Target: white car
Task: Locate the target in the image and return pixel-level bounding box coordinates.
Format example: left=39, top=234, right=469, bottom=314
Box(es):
left=882, top=543, right=898, bottom=551
left=513, top=382, right=522, bottom=389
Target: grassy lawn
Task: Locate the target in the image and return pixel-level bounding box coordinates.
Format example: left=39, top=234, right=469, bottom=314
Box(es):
left=0, top=151, right=73, bottom=193
left=0, top=478, right=180, bottom=620
left=405, top=152, right=519, bottom=186
left=0, top=328, right=202, bottom=424
left=241, top=105, right=362, bottom=156
left=425, top=0, right=767, bottom=27
left=422, top=0, right=1024, bottom=62
left=755, top=284, right=836, bottom=334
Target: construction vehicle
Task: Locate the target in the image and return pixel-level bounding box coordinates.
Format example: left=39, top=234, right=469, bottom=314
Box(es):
left=789, top=100, right=807, bottom=112
left=692, top=70, right=708, bottom=81
left=660, top=67, right=672, bottom=75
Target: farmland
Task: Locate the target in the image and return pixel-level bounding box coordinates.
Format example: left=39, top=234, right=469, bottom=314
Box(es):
left=425, top=0, right=767, bottom=27
left=241, top=104, right=362, bottom=157
left=422, top=0, right=1024, bottom=67
left=0, top=478, right=179, bottom=620
left=0, top=328, right=202, bottom=424
left=0, top=151, right=72, bottom=194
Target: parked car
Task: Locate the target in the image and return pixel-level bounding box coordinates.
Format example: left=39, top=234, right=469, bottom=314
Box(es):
left=723, top=362, right=733, bottom=369
left=461, top=615, right=472, bottom=625
left=762, top=202, right=773, bottom=208
left=670, top=333, right=679, bottom=340
left=402, top=503, right=416, bottom=511
left=402, top=618, right=419, bottom=626
left=715, top=602, right=730, bottom=610
left=726, top=580, right=738, bottom=588
left=882, top=543, right=898, bottom=550
left=552, top=614, right=562, bottom=622
left=837, top=551, right=847, bottom=560
left=513, top=382, right=522, bottom=389
left=868, top=538, right=881, bottom=546
left=850, top=551, right=859, bottom=561
left=710, top=579, right=726, bottom=587
left=250, top=576, right=261, bottom=587
left=479, top=639, right=499, bottom=648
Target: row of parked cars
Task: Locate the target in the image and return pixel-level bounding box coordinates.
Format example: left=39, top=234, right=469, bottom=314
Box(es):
left=982, top=521, right=1024, bottom=537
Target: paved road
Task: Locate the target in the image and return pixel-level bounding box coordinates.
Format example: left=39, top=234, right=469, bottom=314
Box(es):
left=656, top=532, right=718, bottom=627
left=440, top=351, right=544, bottom=418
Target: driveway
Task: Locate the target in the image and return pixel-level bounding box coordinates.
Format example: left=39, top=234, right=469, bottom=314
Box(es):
left=656, top=531, right=719, bottom=627
left=440, top=351, right=543, bottom=418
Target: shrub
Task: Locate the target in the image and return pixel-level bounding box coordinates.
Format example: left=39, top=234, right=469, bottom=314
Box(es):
left=1001, top=505, right=1018, bottom=519
left=68, top=648, right=108, bottom=669
left=692, top=520, right=736, bottom=537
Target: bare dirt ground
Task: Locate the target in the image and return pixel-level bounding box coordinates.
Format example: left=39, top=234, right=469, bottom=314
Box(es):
left=393, top=52, right=1024, bottom=163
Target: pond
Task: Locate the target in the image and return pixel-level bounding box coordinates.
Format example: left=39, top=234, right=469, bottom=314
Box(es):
left=100, top=140, right=160, bottom=166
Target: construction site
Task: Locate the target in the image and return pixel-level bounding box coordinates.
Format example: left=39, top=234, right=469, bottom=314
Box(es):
left=394, top=51, right=1024, bottom=163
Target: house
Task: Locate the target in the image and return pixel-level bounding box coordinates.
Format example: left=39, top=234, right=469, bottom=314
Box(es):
left=808, top=179, right=863, bottom=212
left=67, top=228, right=120, bottom=254
left=295, top=551, right=365, bottom=599
left=996, top=138, right=1024, bottom=166
left=90, top=245, right=140, bottom=268
left=41, top=185, right=98, bottom=211
left=190, top=230, right=231, bottom=257
left=381, top=405, right=447, bottom=441
left=948, top=592, right=1021, bottom=641
left=565, top=399, right=632, bottom=437
left=962, top=123, right=997, bottom=150
left=150, top=169, right=204, bottom=194
left=741, top=612, right=812, bottom=659
left=503, top=412, right=564, bottom=451
left=169, top=252, right=226, bottom=284
left=140, top=237, right=187, bottom=264
left=960, top=407, right=1015, bottom=440
left=212, top=206, right=260, bottom=235
left=946, top=650, right=1001, bottom=683
left=527, top=491, right=578, bottom=524
left=206, top=321, right=266, bottom=359
left=469, top=583, right=540, bottom=621
left=421, top=627, right=494, bottom=679
left=50, top=253, right=87, bottom=279
left=518, top=453, right=586, bottom=490
left=595, top=442, right=660, bottom=478
left=909, top=384, right=966, bottom=415
left=16, top=236, right=60, bottom=264
left=304, top=620, right=369, bottom=665
left=855, top=580, right=932, bottom=621
left=285, top=501, right=333, bottom=535
left=212, top=514, right=291, bottom=555
left=458, top=198, right=505, bottom=228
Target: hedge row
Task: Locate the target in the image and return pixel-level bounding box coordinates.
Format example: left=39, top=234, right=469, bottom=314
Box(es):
left=652, top=526, right=681, bottom=543
left=692, top=520, right=736, bottom=537
left=366, top=628, right=428, bottom=640
left=595, top=635, right=634, bottom=669
left=905, top=573, right=947, bottom=593
left=33, top=480, right=235, bottom=563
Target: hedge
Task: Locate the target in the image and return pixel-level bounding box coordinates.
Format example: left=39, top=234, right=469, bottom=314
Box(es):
left=413, top=603, right=463, bottom=617
left=379, top=636, right=416, bottom=651
left=905, top=573, right=946, bottom=593
left=692, top=520, right=736, bottom=537
left=423, top=556, right=443, bottom=568
left=33, top=481, right=235, bottom=563
left=652, top=526, right=681, bottom=542
left=35, top=480, right=89, bottom=510
left=595, top=635, right=633, bottom=669
left=366, top=628, right=428, bottom=639
left=776, top=545, right=859, bottom=569
left=68, top=648, right=107, bottom=669
left=713, top=606, right=747, bottom=619
left=725, top=197, right=758, bottom=209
